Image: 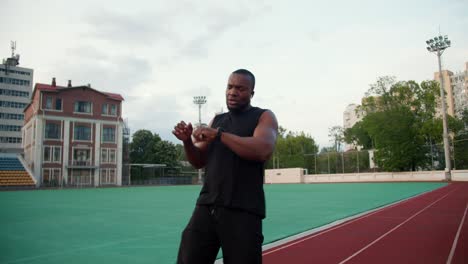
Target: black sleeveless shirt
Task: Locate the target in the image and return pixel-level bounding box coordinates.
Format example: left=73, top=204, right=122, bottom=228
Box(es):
left=196, top=107, right=267, bottom=218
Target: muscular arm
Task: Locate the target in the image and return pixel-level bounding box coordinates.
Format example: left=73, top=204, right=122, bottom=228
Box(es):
left=182, top=139, right=208, bottom=169
left=173, top=121, right=211, bottom=169
left=220, top=111, right=278, bottom=162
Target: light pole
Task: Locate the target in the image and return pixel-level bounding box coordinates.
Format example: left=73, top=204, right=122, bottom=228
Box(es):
left=193, top=96, right=207, bottom=184
left=193, top=96, right=207, bottom=126
left=426, top=35, right=451, bottom=181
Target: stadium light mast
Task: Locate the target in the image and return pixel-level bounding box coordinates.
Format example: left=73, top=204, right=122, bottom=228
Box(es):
left=193, top=96, right=207, bottom=126
left=193, top=96, right=207, bottom=184
left=426, top=35, right=451, bottom=181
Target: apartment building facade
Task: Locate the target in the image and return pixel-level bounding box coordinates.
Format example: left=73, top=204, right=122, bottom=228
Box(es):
left=451, top=62, right=468, bottom=117
left=434, top=61, right=468, bottom=118
left=0, top=51, right=33, bottom=153
left=22, top=79, right=124, bottom=187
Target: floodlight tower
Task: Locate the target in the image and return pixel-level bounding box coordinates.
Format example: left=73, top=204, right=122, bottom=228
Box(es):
left=193, top=96, right=207, bottom=184
left=193, top=96, right=207, bottom=126
left=426, top=35, right=451, bottom=181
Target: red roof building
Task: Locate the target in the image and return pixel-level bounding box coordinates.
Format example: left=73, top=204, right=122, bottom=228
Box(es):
left=22, top=78, right=125, bottom=187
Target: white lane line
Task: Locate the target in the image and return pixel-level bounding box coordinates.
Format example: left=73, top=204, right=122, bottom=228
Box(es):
left=262, top=185, right=451, bottom=257
left=339, top=188, right=458, bottom=264
left=446, top=201, right=468, bottom=264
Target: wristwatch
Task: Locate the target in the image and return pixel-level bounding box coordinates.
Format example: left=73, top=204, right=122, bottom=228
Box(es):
left=216, top=127, right=224, bottom=141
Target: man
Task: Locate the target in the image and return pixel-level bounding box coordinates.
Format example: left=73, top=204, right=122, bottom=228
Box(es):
left=173, top=69, right=278, bottom=263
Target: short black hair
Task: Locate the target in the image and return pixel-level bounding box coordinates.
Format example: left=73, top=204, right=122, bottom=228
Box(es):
left=232, top=69, right=255, bottom=89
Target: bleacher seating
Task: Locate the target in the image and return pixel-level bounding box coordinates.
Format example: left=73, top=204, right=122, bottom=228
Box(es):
left=0, top=157, right=35, bottom=187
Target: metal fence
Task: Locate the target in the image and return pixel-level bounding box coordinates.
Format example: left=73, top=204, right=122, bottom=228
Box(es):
left=268, top=138, right=468, bottom=174
left=39, top=138, right=468, bottom=187
left=128, top=166, right=199, bottom=186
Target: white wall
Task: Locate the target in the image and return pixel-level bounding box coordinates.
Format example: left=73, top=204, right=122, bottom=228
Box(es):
left=303, top=171, right=445, bottom=183
left=265, top=168, right=305, bottom=184
left=264, top=168, right=468, bottom=183
left=452, top=170, right=468, bottom=181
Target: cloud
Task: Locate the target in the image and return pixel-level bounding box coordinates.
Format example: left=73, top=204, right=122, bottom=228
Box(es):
left=57, top=46, right=152, bottom=95
left=81, top=1, right=270, bottom=60
left=84, top=10, right=176, bottom=46
left=125, top=94, right=186, bottom=143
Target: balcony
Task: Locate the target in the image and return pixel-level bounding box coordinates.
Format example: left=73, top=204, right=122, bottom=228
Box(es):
left=66, top=160, right=98, bottom=169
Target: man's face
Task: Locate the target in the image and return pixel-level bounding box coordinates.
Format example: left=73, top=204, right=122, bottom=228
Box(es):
left=225, top=73, right=254, bottom=112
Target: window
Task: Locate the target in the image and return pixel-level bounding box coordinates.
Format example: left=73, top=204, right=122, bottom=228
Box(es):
left=0, top=125, right=21, bottom=131
left=44, top=97, right=62, bottom=111
left=101, top=148, right=117, bottom=164
left=0, top=68, right=31, bottom=75
left=100, top=168, right=116, bottom=184
left=73, top=148, right=91, bottom=166
left=45, top=97, right=53, bottom=109
left=43, top=146, right=61, bottom=163
left=74, top=125, right=91, bottom=141
left=0, top=137, right=22, bottom=143
left=45, top=123, right=61, bottom=139
left=101, top=148, right=108, bottom=162
left=43, top=169, right=50, bottom=182
left=110, top=105, right=117, bottom=115
left=70, top=169, right=92, bottom=185
left=74, top=101, right=92, bottom=113
left=0, top=112, right=24, bottom=120
left=55, top=98, right=62, bottom=110
left=102, top=127, right=115, bottom=142
left=42, top=168, right=61, bottom=185
left=44, top=146, right=51, bottom=161
left=102, top=104, right=108, bottom=115
left=0, top=101, right=28, bottom=109
left=53, top=147, right=61, bottom=162
left=109, top=149, right=116, bottom=163
left=102, top=104, right=117, bottom=116
left=0, top=88, right=29, bottom=97
left=0, top=77, right=30, bottom=86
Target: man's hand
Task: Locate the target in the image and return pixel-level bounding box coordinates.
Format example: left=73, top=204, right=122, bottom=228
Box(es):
left=192, top=126, right=218, bottom=143
left=172, top=121, right=193, bottom=142
left=172, top=121, right=212, bottom=169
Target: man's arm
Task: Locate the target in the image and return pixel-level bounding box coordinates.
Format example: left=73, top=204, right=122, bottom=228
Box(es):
left=172, top=120, right=212, bottom=169
left=193, top=111, right=278, bottom=162
left=182, top=137, right=208, bottom=169
left=220, top=111, right=278, bottom=161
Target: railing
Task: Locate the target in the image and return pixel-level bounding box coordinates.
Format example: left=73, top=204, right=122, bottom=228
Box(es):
left=67, top=160, right=97, bottom=168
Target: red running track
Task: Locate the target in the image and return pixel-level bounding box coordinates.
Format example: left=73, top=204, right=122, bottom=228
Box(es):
left=263, top=182, right=468, bottom=264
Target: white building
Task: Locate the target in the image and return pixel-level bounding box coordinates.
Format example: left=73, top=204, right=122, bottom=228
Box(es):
left=434, top=61, right=468, bottom=118
left=0, top=44, right=33, bottom=153
left=343, top=103, right=363, bottom=151
left=451, top=62, right=468, bottom=118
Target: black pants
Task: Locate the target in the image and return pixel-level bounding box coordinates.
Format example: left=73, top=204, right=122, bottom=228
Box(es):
left=177, top=205, right=263, bottom=264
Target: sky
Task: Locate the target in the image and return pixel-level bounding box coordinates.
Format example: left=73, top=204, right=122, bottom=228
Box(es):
left=1, top=0, right=467, bottom=148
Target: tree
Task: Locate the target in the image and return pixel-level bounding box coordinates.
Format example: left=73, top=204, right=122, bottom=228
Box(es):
left=268, top=129, right=318, bottom=170
left=344, top=121, right=372, bottom=150
left=344, top=77, right=459, bottom=171
left=130, top=130, right=155, bottom=164
left=328, top=126, right=344, bottom=152
left=175, top=144, right=186, bottom=163
left=150, top=140, right=178, bottom=167
left=130, top=129, right=178, bottom=166
left=453, top=109, right=468, bottom=170
left=278, top=126, right=287, bottom=138
left=364, top=107, right=426, bottom=171
left=461, top=109, right=468, bottom=129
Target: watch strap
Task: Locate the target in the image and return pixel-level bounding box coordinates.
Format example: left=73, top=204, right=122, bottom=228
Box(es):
left=216, top=127, right=224, bottom=141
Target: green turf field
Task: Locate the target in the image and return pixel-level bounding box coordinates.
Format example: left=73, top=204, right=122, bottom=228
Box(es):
left=0, top=182, right=446, bottom=263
